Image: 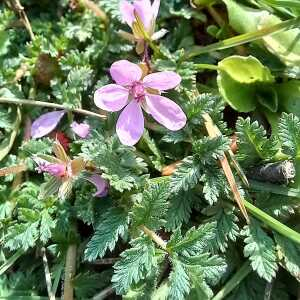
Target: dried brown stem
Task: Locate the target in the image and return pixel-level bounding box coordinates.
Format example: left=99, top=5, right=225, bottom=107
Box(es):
left=63, top=244, right=77, bottom=300
left=80, top=0, right=108, bottom=25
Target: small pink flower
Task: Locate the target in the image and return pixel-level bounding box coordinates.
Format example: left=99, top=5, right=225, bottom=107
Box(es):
left=94, top=60, right=186, bottom=146
left=31, top=110, right=66, bottom=139
left=86, top=174, right=109, bottom=197
left=120, top=0, right=160, bottom=36
left=34, top=157, right=66, bottom=178
left=71, top=121, right=90, bottom=138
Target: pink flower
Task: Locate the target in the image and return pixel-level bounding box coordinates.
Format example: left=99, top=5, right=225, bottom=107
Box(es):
left=120, top=0, right=160, bottom=36
left=94, top=60, right=186, bottom=146
left=34, top=157, right=66, bottom=178
left=86, top=174, right=109, bottom=197
left=71, top=121, right=90, bottom=138
left=31, top=110, right=65, bottom=139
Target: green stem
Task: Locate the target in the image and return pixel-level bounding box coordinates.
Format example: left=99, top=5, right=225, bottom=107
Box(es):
left=194, top=63, right=219, bottom=71
left=0, top=248, right=25, bottom=275
left=186, top=17, right=300, bottom=58
left=0, top=97, right=106, bottom=119
left=63, top=244, right=77, bottom=300
left=140, top=225, right=168, bottom=252
left=212, top=261, right=252, bottom=300
left=244, top=200, right=300, bottom=245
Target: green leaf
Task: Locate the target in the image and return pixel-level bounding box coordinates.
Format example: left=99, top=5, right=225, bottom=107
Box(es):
left=276, top=80, right=300, bottom=118
left=217, top=56, right=274, bottom=112
left=236, top=117, right=278, bottom=164
left=167, top=222, right=216, bottom=254
left=112, top=237, right=156, bottom=295
left=165, top=191, right=194, bottom=231
left=170, top=156, right=201, bottom=193
left=192, top=136, right=230, bottom=164
left=168, top=257, right=190, bottom=300
left=242, top=220, right=278, bottom=282
left=39, top=210, right=56, bottom=244
left=278, top=112, right=300, bottom=157
left=84, top=207, right=129, bottom=261
left=132, top=182, right=169, bottom=230
left=274, top=233, right=300, bottom=279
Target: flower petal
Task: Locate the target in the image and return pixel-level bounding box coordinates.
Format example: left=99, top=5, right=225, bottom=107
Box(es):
left=110, top=60, right=142, bottom=85
left=151, top=0, right=160, bottom=20
left=70, top=121, right=90, bottom=138
left=120, top=0, right=135, bottom=27
left=116, top=100, right=144, bottom=146
left=145, top=94, right=186, bottom=130
left=94, top=84, right=129, bottom=112
left=143, top=71, right=181, bottom=91
left=133, top=0, right=153, bottom=30
left=87, top=174, right=109, bottom=197
left=31, top=110, right=65, bottom=139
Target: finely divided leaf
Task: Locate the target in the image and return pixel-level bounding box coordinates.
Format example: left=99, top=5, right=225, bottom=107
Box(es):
left=242, top=220, right=278, bottom=282
left=84, top=207, right=129, bottom=261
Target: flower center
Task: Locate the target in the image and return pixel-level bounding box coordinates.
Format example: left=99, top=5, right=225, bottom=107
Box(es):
left=131, top=82, right=145, bottom=102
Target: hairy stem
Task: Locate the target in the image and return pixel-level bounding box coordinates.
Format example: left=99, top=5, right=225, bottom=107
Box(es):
left=92, top=285, right=114, bottom=300
left=140, top=225, right=168, bottom=252
left=63, top=244, right=77, bottom=300
left=0, top=97, right=106, bottom=119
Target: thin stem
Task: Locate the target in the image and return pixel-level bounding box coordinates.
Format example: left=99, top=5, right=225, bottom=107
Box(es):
left=186, top=17, right=300, bottom=58
left=6, top=0, right=35, bottom=40
left=212, top=261, right=252, bottom=300
left=140, top=225, right=168, bottom=252
left=244, top=200, right=300, bottom=245
left=63, top=244, right=77, bottom=300
left=0, top=97, right=106, bottom=119
left=0, top=249, right=25, bottom=275
left=91, top=286, right=114, bottom=300
left=41, top=247, right=56, bottom=300
left=194, top=63, right=219, bottom=71
left=80, top=0, right=108, bottom=26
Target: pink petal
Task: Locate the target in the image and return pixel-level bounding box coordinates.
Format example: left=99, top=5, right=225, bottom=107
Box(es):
left=110, top=60, right=142, bottom=86
left=116, top=101, right=144, bottom=146
left=94, top=84, right=129, bottom=112
left=120, top=0, right=135, bottom=27
left=145, top=94, right=186, bottom=131
left=151, top=0, right=160, bottom=20
left=143, top=71, right=181, bottom=91
left=87, top=174, right=109, bottom=197
left=70, top=121, right=90, bottom=138
left=133, top=0, right=153, bottom=30
left=44, top=163, right=66, bottom=177
left=31, top=110, right=65, bottom=139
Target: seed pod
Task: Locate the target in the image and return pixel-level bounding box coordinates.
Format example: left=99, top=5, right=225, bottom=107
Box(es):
left=247, top=160, right=295, bottom=184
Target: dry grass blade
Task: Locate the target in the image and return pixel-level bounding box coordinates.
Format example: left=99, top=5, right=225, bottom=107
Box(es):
left=0, top=164, right=27, bottom=176
left=203, top=113, right=250, bottom=223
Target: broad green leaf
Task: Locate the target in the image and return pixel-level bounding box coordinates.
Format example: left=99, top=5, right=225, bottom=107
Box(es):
left=258, top=14, right=300, bottom=66
left=276, top=80, right=300, bottom=118
left=218, top=56, right=274, bottom=84
left=217, top=56, right=274, bottom=112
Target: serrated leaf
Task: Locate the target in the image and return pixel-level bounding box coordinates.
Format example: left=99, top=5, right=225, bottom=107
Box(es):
left=170, top=156, right=201, bottom=193
left=242, top=220, right=278, bottom=282
left=278, top=112, right=300, bottom=157
left=112, top=237, right=156, bottom=295
left=236, top=117, right=278, bottom=164
left=168, top=257, right=190, bottom=300
left=84, top=207, right=129, bottom=261
left=274, top=233, right=300, bottom=280
left=132, top=182, right=169, bottom=230
left=167, top=222, right=216, bottom=254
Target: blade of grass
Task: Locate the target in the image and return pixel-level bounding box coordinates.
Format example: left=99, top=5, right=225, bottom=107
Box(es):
left=0, top=248, right=25, bottom=275
left=212, top=261, right=252, bottom=300
left=187, top=17, right=300, bottom=58
left=249, top=180, right=300, bottom=198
